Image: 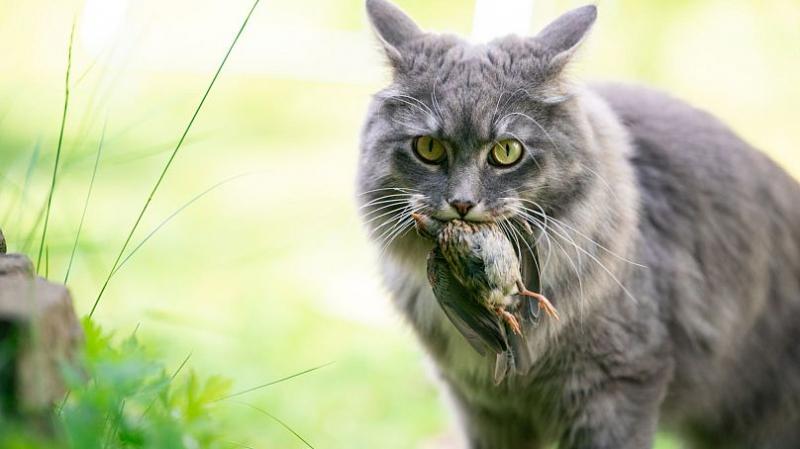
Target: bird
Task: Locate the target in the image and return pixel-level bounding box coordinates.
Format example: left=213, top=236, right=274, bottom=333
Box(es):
left=412, top=213, right=559, bottom=341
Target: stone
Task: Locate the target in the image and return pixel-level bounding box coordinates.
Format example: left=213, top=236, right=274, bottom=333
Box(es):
left=0, top=247, right=83, bottom=416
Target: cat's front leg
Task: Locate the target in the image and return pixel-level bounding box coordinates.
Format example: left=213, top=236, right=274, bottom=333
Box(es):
left=558, top=375, right=669, bottom=449
left=458, top=403, right=544, bottom=449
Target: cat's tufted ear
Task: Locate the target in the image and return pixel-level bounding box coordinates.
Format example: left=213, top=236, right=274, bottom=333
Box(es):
left=534, top=4, right=597, bottom=72
left=366, top=0, right=422, bottom=67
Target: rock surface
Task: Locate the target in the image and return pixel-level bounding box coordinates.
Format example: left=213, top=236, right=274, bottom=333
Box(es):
left=0, top=228, right=83, bottom=416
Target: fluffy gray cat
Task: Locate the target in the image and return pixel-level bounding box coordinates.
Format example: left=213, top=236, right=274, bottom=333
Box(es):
left=356, top=1, right=800, bottom=447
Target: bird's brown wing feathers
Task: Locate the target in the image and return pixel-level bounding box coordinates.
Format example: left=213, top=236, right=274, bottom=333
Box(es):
left=427, top=248, right=507, bottom=355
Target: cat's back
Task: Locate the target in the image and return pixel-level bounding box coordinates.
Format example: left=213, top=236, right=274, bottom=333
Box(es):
left=592, top=81, right=800, bottom=319
left=593, top=83, right=789, bottom=185
left=592, top=82, right=800, bottom=249
left=592, top=82, right=800, bottom=437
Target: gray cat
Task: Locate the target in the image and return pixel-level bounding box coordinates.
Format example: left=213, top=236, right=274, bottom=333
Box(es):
left=356, top=1, right=800, bottom=448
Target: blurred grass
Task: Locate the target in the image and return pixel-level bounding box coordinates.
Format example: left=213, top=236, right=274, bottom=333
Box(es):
left=0, top=0, right=798, bottom=447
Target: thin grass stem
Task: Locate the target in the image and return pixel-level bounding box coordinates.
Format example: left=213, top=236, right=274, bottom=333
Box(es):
left=112, top=172, right=255, bottom=276
left=90, top=0, right=261, bottom=317
left=36, top=22, right=75, bottom=273
left=214, top=362, right=333, bottom=403
left=234, top=401, right=315, bottom=449
left=65, top=120, right=107, bottom=284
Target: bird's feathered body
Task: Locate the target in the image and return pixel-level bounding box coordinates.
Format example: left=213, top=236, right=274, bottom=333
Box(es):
left=437, top=219, right=521, bottom=309
left=413, top=213, right=558, bottom=376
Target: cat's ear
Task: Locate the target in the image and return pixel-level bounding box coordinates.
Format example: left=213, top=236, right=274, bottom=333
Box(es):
left=534, top=4, right=597, bottom=72
left=366, top=0, right=422, bottom=67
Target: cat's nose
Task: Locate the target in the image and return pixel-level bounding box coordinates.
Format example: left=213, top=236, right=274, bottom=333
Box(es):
left=449, top=199, right=475, bottom=217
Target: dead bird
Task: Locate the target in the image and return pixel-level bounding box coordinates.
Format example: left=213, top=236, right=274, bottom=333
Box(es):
left=412, top=213, right=559, bottom=341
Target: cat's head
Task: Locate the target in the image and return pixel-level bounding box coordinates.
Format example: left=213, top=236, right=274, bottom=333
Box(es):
left=358, top=0, right=601, bottom=255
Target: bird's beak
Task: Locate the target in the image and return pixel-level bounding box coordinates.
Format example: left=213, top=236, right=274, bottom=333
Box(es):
left=411, top=212, right=442, bottom=240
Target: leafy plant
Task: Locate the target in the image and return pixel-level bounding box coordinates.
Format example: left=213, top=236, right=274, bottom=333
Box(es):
left=0, top=319, right=237, bottom=449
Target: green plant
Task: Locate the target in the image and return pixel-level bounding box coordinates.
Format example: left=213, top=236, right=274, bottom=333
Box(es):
left=0, top=1, right=325, bottom=447
left=63, top=319, right=233, bottom=449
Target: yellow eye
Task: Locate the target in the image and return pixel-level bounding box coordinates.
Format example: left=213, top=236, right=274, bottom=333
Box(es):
left=413, top=136, right=446, bottom=164
left=489, top=139, right=523, bottom=166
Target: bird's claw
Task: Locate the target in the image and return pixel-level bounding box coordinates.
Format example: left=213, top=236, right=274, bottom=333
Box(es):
left=496, top=307, right=522, bottom=335
left=517, top=281, right=560, bottom=321
left=535, top=295, right=560, bottom=321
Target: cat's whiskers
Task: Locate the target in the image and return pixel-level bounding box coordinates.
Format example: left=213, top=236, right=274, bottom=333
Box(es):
left=515, top=198, right=647, bottom=268
left=574, top=159, right=620, bottom=201
left=489, top=83, right=509, bottom=127
left=362, top=202, right=416, bottom=227
left=431, top=75, right=445, bottom=122
left=382, top=94, right=438, bottom=126
left=500, top=215, right=549, bottom=300
left=360, top=198, right=414, bottom=214
left=497, top=111, right=551, bottom=142
left=510, top=203, right=638, bottom=304
left=516, top=200, right=586, bottom=274
left=391, top=117, right=429, bottom=134
left=357, top=187, right=420, bottom=197
left=519, top=200, right=554, bottom=272
left=358, top=192, right=418, bottom=210
left=508, top=208, right=587, bottom=323
left=390, top=94, right=435, bottom=115
left=372, top=218, right=412, bottom=257
left=369, top=204, right=414, bottom=239
left=508, top=211, right=553, bottom=290
left=510, top=207, right=588, bottom=322
left=492, top=88, right=528, bottom=128
left=376, top=206, right=424, bottom=259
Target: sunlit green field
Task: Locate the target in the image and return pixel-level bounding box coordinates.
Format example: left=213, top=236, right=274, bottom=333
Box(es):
left=1, top=0, right=798, bottom=447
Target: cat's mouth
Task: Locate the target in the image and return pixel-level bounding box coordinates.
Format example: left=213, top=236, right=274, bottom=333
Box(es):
left=408, top=197, right=524, bottom=227
left=441, top=208, right=534, bottom=234
left=428, top=203, right=500, bottom=223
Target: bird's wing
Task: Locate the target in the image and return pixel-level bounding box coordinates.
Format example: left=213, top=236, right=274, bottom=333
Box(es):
left=517, top=244, right=543, bottom=324
left=427, top=248, right=507, bottom=355
left=461, top=251, right=496, bottom=290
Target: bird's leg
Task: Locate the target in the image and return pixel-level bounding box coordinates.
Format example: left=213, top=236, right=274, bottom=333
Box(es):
left=496, top=307, right=522, bottom=335
left=516, top=280, right=560, bottom=321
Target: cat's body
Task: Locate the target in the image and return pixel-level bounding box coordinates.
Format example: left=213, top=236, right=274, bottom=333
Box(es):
left=357, top=1, right=800, bottom=448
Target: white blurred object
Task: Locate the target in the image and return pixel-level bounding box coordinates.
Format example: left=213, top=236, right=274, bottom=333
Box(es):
left=472, top=0, right=535, bottom=41
left=79, top=0, right=128, bottom=57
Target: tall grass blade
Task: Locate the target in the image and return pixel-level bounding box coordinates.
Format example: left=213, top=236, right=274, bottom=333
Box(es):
left=90, top=0, right=261, bottom=317
left=36, top=21, right=75, bottom=273
left=45, top=245, right=50, bottom=279
left=65, top=121, right=107, bottom=284
left=113, top=172, right=255, bottom=275
left=224, top=441, right=255, bottom=449
left=215, top=362, right=334, bottom=402
left=235, top=401, right=316, bottom=449
left=139, top=351, right=193, bottom=421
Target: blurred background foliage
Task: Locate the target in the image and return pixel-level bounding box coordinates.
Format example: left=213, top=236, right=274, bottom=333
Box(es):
left=0, top=0, right=798, bottom=447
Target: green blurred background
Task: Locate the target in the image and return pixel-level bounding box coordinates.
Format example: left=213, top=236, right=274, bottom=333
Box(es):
left=0, top=0, right=797, bottom=447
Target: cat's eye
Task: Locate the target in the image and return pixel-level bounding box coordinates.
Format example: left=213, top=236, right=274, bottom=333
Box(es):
left=489, top=139, right=524, bottom=167
left=413, top=136, right=446, bottom=164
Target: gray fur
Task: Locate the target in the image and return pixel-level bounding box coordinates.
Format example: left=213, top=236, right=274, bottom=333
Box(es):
left=357, top=2, right=800, bottom=448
